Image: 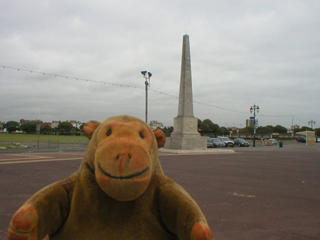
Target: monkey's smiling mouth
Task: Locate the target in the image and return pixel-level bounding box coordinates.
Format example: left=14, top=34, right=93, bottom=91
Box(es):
left=98, top=163, right=149, bottom=180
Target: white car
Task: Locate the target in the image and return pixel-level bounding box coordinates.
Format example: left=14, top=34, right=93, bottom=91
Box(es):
left=207, top=138, right=226, bottom=148
left=268, top=139, right=278, bottom=146
left=217, top=137, right=234, bottom=147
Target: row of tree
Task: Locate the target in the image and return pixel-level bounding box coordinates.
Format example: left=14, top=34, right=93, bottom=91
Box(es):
left=159, top=119, right=229, bottom=137
left=2, top=119, right=320, bottom=137
left=162, top=119, right=320, bottom=137
left=198, top=119, right=229, bottom=136
left=2, top=121, right=85, bottom=135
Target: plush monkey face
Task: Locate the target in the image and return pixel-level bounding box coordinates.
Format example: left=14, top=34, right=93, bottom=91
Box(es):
left=83, top=116, right=165, bottom=201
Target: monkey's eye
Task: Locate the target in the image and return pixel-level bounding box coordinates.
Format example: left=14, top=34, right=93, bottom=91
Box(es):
left=139, top=132, right=144, bottom=139
left=106, top=129, right=112, bottom=136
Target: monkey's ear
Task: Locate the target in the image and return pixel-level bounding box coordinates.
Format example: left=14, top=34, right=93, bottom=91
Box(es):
left=153, top=129, right=166, bottom=148
left=83, top=121, right=101, bottom=140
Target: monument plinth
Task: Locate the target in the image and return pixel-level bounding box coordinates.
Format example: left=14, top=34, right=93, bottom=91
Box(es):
left=165, top=35, right=207, bottom=150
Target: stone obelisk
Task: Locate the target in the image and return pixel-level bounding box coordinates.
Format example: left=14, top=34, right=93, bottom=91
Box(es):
left=165, top=35, right=207, bottom=150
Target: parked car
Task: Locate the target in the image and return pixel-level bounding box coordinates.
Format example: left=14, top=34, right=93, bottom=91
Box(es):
left=268, top=139, right=278, bottom=146
left=207, top=138, right=226, bottom=148
left=217, top=137, right=234, bottom=147
left=296, top=137, right=306, bottom=143
left=233, top=138, right=250, bottom=147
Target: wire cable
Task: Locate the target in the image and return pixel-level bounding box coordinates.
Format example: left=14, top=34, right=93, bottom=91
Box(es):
left=0, top=65, right=309, bottom=123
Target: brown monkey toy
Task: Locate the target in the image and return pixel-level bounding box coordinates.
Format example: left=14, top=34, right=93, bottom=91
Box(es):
left=8, top=115, right=214, bottom=240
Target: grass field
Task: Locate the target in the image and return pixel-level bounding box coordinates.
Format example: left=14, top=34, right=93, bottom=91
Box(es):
left=0, top=133, right=87, bottom=143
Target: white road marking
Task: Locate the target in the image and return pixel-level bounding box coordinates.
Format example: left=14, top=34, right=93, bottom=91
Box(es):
left=0, top=156, right=53, bottom=162
left=0, top=157, right=82, bottom=165
left=230, top=192, right=256, bottom=198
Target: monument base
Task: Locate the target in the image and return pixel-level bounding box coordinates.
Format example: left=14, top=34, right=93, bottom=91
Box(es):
left=165, top=135, right=207, bottom=150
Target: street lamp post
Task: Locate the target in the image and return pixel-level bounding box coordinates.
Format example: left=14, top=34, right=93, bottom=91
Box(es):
left=308, top=120, right=316, bottom=129
left=250, top=104, right=259, bottom=147
left=141, top=71, right=152, bottom=123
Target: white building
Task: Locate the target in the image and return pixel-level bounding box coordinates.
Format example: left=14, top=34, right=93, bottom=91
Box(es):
left=149, top=120, right=164, bottom=129
left=66, top=120, right=83, bottom=129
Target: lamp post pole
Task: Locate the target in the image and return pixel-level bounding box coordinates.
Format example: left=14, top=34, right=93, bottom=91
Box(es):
left=250, top=104, right=259, bottom=147
left=141, top=71, right=152, bottom=124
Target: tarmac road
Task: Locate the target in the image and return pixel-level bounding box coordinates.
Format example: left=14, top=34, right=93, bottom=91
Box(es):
left=1, top=142, right=319, bottom=240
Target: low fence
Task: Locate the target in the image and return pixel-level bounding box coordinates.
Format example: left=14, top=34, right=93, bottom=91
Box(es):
left=1, top=139, right=90, bottom=151
left=30, top=139, right=89, bottom=150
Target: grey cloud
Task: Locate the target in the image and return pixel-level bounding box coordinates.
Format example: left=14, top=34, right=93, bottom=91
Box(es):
left=1, top=1, right=319, bottom=128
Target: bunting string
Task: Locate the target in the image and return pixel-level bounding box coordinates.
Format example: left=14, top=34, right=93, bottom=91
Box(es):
left=1, top=65, right=304, bottom=121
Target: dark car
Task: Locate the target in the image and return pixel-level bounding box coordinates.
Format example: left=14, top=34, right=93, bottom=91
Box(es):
left=233, top=138, right=250, bottom=147
left=207, top=138, right=226, bottom=148
left=296, top=137, right=306, bottom=143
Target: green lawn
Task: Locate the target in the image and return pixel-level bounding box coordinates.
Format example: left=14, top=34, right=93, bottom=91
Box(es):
left=0, top=133, right=87, bottom=143
left=0, top=143, right=13, bottom=148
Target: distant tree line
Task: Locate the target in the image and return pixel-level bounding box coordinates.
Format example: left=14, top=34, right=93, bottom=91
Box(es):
left=198, top=119, right=229, bottom=137
left=2, top=121, right=86, bottom=135
left=242, top=125, right=288, bottom=134
left=158, top=119, right=320, bottom=137
left=2, top=119, right=320, bottom=137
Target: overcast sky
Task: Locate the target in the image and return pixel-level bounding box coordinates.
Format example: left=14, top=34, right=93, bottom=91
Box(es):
left=1, top=1, right=319, bottom=129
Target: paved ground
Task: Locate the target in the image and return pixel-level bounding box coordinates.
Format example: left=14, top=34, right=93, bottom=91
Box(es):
left=1, top=142, right=319, bottom=240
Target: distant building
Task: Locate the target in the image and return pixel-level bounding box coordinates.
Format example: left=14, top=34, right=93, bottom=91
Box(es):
left=43, top=122, right=52, bottom=127
left=291, top=124, right=300, bottom=131
left=6, top=119, right=85, bottom=130
left=246, top=117, right=258, bottom=127
left=149, top=120, right=164, bottom=129
left=0, top=121, right=5, bottom=131
left=20, top=119, right=43, bottom=124
left=227, top=126, right=238, bottom=131
left=66, top=120, right=83, bottom=129
left=51, top=121, right=61, bottom=128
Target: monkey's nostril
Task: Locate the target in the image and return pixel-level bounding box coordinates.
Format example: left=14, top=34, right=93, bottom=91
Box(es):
left=116, top=154, right=132, bottom=160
